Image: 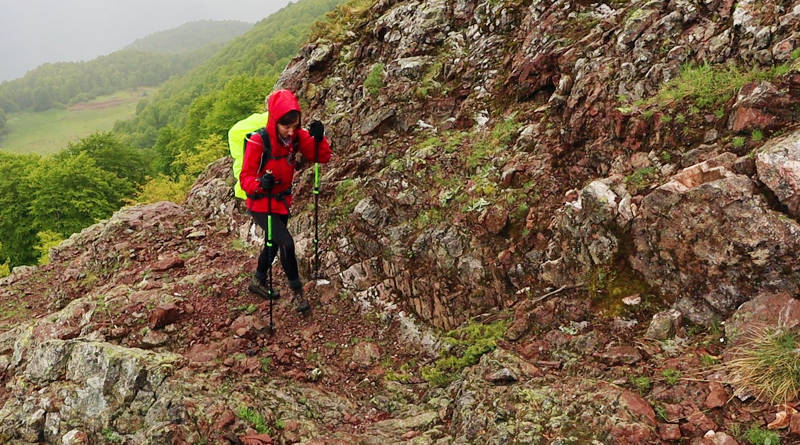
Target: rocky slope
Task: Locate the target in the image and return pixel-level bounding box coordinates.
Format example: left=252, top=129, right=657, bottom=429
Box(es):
left=1, top=0, right=800, bottom=443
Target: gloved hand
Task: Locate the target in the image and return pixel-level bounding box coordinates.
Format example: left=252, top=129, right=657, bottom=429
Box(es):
left=258, top=173, right=276, bottom=191
left=308, top=120, right=324, bottom=142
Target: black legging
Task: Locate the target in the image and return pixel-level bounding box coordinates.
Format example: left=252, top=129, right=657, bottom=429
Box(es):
left=250, top=212, right=300, bottom=288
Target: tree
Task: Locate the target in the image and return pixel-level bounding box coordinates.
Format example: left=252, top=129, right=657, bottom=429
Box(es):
left=0, top=151, right=40, bottom=266
left=58, top=132, right=151, bottom=186
left=28, top=153, right=131, bottom=236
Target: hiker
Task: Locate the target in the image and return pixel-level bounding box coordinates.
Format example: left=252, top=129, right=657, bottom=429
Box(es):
left=239, top=89, right=332, bottom=312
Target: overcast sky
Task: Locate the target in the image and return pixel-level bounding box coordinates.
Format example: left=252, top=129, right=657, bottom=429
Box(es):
left=0, top=0, right=293, bottom=82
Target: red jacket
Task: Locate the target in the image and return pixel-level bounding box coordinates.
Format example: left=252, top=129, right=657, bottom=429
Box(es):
left=240, top=89, right=332, bottom=214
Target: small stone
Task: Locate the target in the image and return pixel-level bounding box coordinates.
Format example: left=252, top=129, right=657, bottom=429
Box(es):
left=645, top=309, right=682, bottom=340
left=351, top=342, right=380, bottom=367
left=598, top=345, right=642, bottom=365
left=151, top=255, right=184, bottom=272
left=62, top=429, right=90, bottom=445
left=141, top=330, right=169, bottom=348
left=485, top=368, right=518, bottom=384
left=622, top=294, right=641, bottom=305
left=149, top=303, right=180, bottom=329
left=659, top=423, right=681, bottom=440
left=308, top=368, right=323, bottom=382
left=704, top=382, right=728, bottom=409
left=186, top=230, right=206, bottom=239
left=702, top=430, right=739, bottom=445
left=789, top=412, right=800, bottom=435
left=619, top=390, right=657, bottom=425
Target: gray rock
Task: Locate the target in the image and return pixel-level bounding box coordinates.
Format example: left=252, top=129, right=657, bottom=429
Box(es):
left=645, top=309, right=682, bottom=340
left=24, top=340, right=72, bottom=383
left=541, top=179, right=630, bottom=287
left=354, top=196, right=386, bottom=226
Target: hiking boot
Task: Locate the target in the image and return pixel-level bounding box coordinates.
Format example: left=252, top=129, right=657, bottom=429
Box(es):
left=292, top=288, right=310, bottom=313
left=248, top=276, right=279, bottom=300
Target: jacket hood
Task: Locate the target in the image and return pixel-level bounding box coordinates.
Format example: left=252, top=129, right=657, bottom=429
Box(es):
left=266, top=89, right=301, bottom=143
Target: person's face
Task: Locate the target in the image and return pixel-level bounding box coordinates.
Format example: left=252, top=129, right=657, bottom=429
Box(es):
left=277, top=119, right=299, bottom=139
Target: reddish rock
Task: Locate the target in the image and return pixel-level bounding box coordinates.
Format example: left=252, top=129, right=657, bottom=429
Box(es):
left=212, top=410, right=236, bottom=431
left=401, top=430, right=421, bottom=440
left=598, top=345, right=642, bottom=365
left=240, top=433, right=273, bottom=445
left=704, top=382, right=728, bottom=409
left=728, top=82, right=796, bottom=133
left=789, top=412, right=800, bottom=435
left=659, top=423, right=681, bottom=440
left=681, top=410, right=716, bottom=435
left=481, top=207, right=509, bottom=234
left=506, top=300, right=534, bottom=341
left=619, top=390, right=656, bottom=425
left=149, top=303, right=180, bottom=329
left=186, top=343, right=220, bottom=363
left=756, top=129, right=800, bottom=217
left=231, top=315, right=269, bottom=339
left=151, top=255, right=185, bottom=272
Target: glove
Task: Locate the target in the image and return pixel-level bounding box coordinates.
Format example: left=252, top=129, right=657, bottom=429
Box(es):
left=258, top=173, right=276, bottom=191
left=308, top=120, right=324, bottom=142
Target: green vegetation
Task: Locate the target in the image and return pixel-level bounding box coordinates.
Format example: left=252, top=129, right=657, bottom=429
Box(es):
left=260, top=356, right=272, bottom=373
left=101, top=428, right=122, bottom=443
left=421, top=320, right=508, bottom=387
left=752, top=129, right=764, bottom=142
left=700, top=354, right=719, bottom=367
left=733, top=136, right=747, bottom=149
left=648, top=62, right=794, bottom=109
left=364, top=63, right=386, bottom=97
left=745, top=426, right=781, bottom=445
left=308, top=0, right=377, bottom=41
left=328, top=178, right=365, bottom=227
left=236, top=406, right=271, bottom=434
left=630, top=376, right=652, bottom=394
left=0, top=89, right=150, bottom=155
left=624, top=166, right=658, bottom=194
left=125, top=20, right=252, bottom=54
left=34, top=231, right=63, bottom=265
left=725, top=327, right=800, bottom=404
left=662, top=368, right=681, bottom=385
left=467, top=115, right=521, bottom=171
left=585, top=266, right=653, bottom=316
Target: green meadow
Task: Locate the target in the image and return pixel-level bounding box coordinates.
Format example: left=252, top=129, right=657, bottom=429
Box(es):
left=0, top=89, right=152, bottom=155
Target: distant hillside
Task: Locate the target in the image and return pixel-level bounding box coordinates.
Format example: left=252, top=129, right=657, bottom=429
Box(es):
left=124, top=20, right=253, bottom=54
left=0, top=47, right=216, bottom=115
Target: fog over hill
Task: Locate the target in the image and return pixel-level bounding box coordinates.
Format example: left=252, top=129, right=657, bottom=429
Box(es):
left=0, top=0, right=292, bottom=82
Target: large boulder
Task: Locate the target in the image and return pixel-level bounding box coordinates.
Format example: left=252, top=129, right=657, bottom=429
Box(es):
left=756, top=129, right=800, bottom=216
left=630, top=154, right=800, bottom=324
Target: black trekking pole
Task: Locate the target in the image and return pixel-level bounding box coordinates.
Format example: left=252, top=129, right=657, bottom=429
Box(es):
left=266, top=185, right=276, bottom=333
left=313, top=139, right=321, bottom=279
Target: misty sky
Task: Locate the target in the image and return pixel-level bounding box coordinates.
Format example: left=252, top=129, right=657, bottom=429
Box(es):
left=0, top=0, right=293, bottom=82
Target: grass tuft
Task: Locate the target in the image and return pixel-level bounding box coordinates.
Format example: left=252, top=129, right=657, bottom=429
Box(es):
left=724, top=327, right=800, bottom=404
